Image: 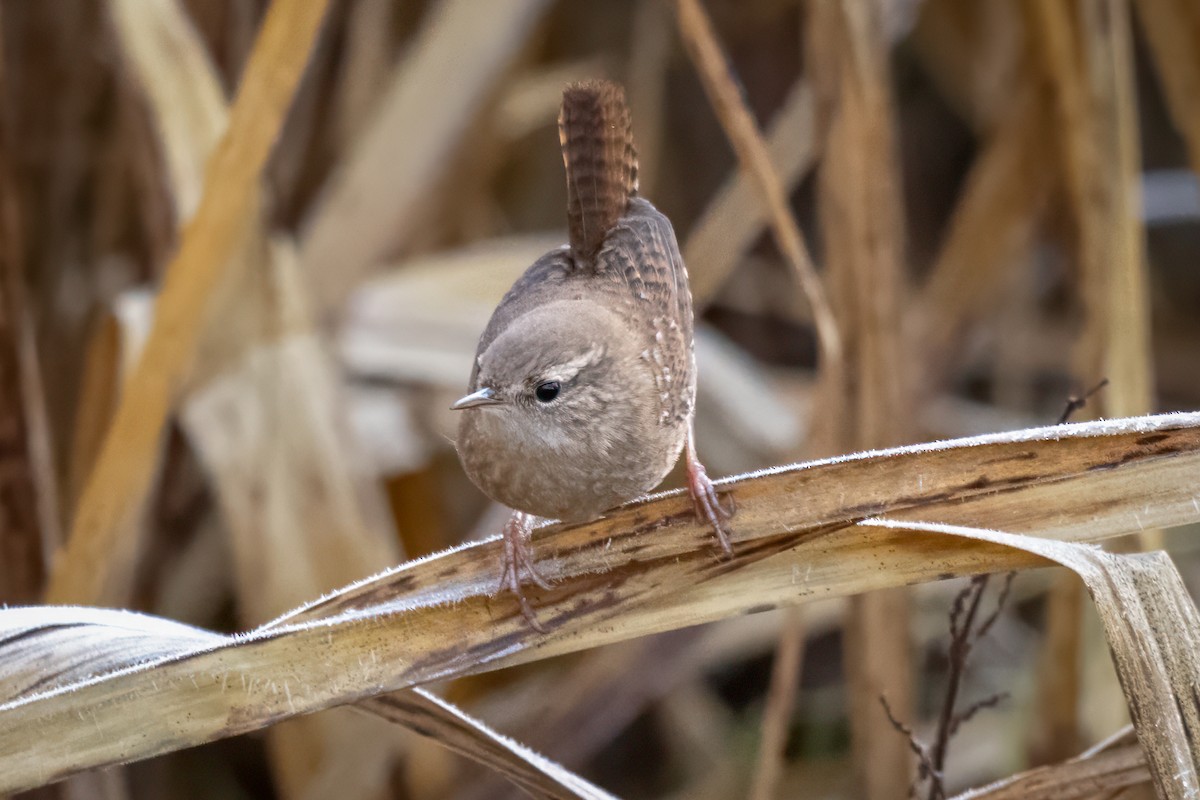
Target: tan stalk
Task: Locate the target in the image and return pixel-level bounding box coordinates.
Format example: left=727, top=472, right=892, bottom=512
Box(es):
left=806, top=3, right=916, bottom=797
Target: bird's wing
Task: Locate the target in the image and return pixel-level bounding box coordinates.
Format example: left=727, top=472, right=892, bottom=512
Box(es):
left=592, top=197, right=697, bottom=427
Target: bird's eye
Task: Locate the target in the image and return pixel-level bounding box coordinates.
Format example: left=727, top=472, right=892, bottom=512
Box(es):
left=534, top=381, right=561, bottom=403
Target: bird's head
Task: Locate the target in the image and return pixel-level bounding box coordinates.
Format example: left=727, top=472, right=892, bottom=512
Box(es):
left=453, top=301, right=652, bottom=455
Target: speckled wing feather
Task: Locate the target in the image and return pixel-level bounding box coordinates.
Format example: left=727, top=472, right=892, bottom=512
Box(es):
left=591, top=198, right=697, bottom=428
left=559, top=80, right=638, bottom=263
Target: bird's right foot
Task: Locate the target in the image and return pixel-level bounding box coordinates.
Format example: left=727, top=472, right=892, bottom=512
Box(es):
left=685, top=426, right=734, bottom=556
left=685, top=451, right=734, bottom=555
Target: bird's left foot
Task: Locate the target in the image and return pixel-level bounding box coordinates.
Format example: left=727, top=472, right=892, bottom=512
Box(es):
left=685, top=444, right=734, bottom=556
left=497, top=511, right=552, bottom=631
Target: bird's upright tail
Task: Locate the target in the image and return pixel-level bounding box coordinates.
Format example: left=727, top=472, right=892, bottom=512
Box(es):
left=559, top=79, right=638, bottom=263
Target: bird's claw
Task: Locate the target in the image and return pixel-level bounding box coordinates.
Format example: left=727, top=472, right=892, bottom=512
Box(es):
left=498, top=512, right=551, bottom=631
left=685, top=454, right=734, bottom=556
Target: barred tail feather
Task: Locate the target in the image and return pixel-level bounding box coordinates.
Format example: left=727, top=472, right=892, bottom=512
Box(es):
left=558, top=80, right=638, bottom=263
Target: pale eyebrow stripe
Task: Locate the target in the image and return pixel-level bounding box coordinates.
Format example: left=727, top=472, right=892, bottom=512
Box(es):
left=543, top=345, right=605, bottom=382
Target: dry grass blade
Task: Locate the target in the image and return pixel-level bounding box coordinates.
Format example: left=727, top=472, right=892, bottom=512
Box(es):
left=672, top=0, right=842, bottom=371
left=806, top=0, right=910, bottom=446
left=861, top=519, right=1200, bottom=799
left=682, top=0, right=919, bottom=310
left=1033, top=576, right=1084, bottom=766
left=1028, top=0, right=1153, bottom=419
left=299, top=0, right=552, bottom=319
left=183, top=242, right=409, bottom=799
left=45, top=0, right=332, bottom=606
left=455, top=632, right=702, bottom=800
left=360, top=693, right=616, bottom=800
left=1, top=414, right=1199, bottom=791
left=182, top=239, right=403, bottom=620
left=951, top=728, right=1148, bottom=799
left=68, top=311, right=127, bottom=512
left=333, top=0, right=396, bottom=152
left=627, top=0, right=672, bottom=198
left=910, top=0, right=1026, bottom=133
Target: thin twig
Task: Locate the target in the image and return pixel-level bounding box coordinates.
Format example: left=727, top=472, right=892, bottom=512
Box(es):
left=881, top=695, right=940, bottom=798
left=976, top=572, right=1017, bottom=640
left=948, top=692, right=1009, bottom=738
left=1057, top=378, right=1110, bottom=425
left=672, top=0, right=842, bottom=374
left=882, top=571, right=1016, bottom=800
left=947, top=576, right=980, bottom=641
left=749, top=608, right=807, bottom=800
left=929, top=576, right=989, bottom=799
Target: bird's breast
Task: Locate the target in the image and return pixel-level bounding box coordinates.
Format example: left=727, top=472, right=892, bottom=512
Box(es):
left=456, top=399, right=685, bottom=522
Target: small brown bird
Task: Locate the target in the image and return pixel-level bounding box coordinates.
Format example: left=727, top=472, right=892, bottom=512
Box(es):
left=452, top=79, right=730, bottom=627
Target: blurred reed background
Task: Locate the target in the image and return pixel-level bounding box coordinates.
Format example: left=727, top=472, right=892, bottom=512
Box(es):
left=0, top=0, right=1197, bottom=798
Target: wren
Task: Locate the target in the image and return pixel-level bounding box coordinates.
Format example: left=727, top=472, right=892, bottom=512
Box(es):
left=452, top=79, right=731, bottom=629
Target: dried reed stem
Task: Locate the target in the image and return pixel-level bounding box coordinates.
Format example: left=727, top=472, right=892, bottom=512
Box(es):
left=1135, top=0, right=1200, bottom=178
left=672, top=0, right=842, bottom=374
left=0, top=20, right=61, bottom=602
left=47, top=0, right=332, bottom=604
left=807, top=3, right=914, bottom=796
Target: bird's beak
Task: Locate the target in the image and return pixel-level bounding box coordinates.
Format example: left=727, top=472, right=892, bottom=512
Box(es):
left=450, top=387, right=502, bottom=410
